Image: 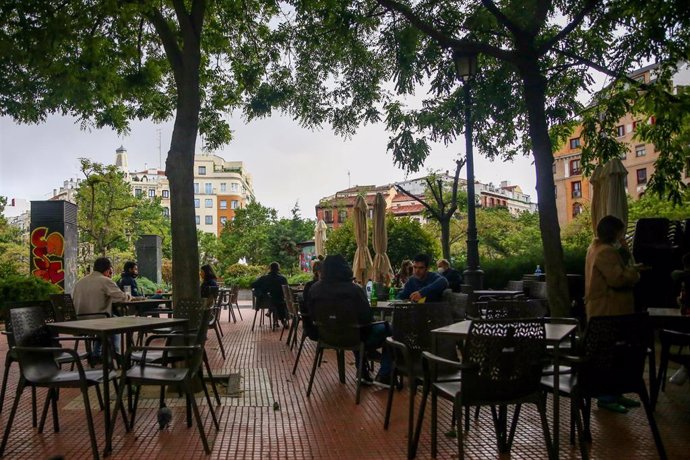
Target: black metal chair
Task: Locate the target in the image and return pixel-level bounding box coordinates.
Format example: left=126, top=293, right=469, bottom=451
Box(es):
left=251, top=289, right=275, bottom=331
left=541, top=313, right=666, bottom=460
left=281, top=285, right=301, bottom=347
left=208, top=289, right=226, bottom=360
left=305, top=301, right=385, bottom=404
left=420, top=319, right=552, bottom=459
left=111, top=303, right=219, bottom=455
left=655, top=328, right=690, bottom=407
left=0, top=306, right=125, bottom=460
left=226, top=285, right=243, bottom=323
left=383, top=302, right=459, bottom=459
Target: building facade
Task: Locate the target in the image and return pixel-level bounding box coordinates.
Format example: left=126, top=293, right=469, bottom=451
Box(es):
left=553, top=63, right=690, bottom=227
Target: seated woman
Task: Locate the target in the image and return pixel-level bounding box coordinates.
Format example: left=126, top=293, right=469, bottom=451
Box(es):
left=200, top=264, right=219, bottom=300
left=301, top=260, right=321, bottom=340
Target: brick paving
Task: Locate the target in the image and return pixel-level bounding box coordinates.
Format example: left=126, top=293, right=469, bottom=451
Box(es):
left=1, top=301, right=689, bottom=459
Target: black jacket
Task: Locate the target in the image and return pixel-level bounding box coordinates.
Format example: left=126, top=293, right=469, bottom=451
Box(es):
left=251, top=271, right=287, bottom=308
left=118, top=273, right=140, bottom=297
left=442, top=268, right=463, bottom=292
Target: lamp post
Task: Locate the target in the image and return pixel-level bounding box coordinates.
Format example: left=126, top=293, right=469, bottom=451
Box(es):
left=454, top=50, right=484, bottom=289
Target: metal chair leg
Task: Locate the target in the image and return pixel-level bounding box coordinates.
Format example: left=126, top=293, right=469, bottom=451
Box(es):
left=186, top=381, right=212, bottom=454
left=306, top=347, right=322, bottom=398
left=292, top=332, right=308, bottom=375
left=0, top=379, right=25, bottom=457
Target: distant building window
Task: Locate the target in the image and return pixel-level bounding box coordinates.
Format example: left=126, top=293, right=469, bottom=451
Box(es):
left=194, top=183, right=199, bottom=194
left=194, top=199, right=200, bottom=208
left=205, top=215, right=213, bottom=225
left=220, top=183, right=227, bottom=192
left=635, top=145, right=646, bottom=157
left=231, top=200, right=239, bottom=209
left=205, top=183, right=212, bottom=194
left=572, top=202, right=583, bottom=218
left=338, top=210, right=348, bottom=222
left=220, top=200, right=227, bottom=210
left=616, top=125, right=625, bottom=137
left=571, top=181, right=582, bottom=198
left=148, top=189, right=156, bottom=198
left=231, top=183, right=238, bottom=192
left=195, top=215, right=200, bottom=225
left=198, top=166, right=206, bottom=175
left=324, top=210, right=333, bottom=223
left=163, top=207, right=169, bottom=217
left=637, top=168, right=647, bottom=184
left=569, top=137, right=581, bottom=149
left=134, top=188, right=143, bottom=197
left=162, top=190, right=169, bottom=198
left=220, top=216, right=227, bottom=225
left=632, top=120, right=640, bottom=131
left=205, top=199, right=212, bottom=208
left=569, top=159, right=581, bottom=176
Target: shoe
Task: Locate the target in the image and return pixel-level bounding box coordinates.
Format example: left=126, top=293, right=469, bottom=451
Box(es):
left=597, top=401, right=628, bottom=414
left=669, top=366, right=689, bottom=385
left=374, top=373, right=392, bottom=387
left=616, top=396, right=641, bottom=408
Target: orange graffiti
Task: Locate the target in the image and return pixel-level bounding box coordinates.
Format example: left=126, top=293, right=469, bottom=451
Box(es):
left=31, top=226, right=65, bottom=291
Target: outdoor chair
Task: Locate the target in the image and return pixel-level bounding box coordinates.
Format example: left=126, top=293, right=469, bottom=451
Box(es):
left=226, top=285, right=243, bottom=323
left=291, top=312, right=319, bottom=375
left=280, top=285, right=301, bottom=347
left=442, top=290, right=470, bottom=321
left=383, top=302, right=459, bottom=459
left=208, top=289, right=226, bottom=360
left=111, top=304, right=219, bottom=455
left=505, top=280, right=525, bottom=293
left=483, top=299, right=548, bottom=319
left=541, top=313, right=666, bottom=460
left=419, top=319, right=553, bottom=460
left=251, top=289, right=275, bottom=332
left=654, top=329, right=690, bottom=408
left=0, top=306, right=125, bottom=460
left=305, top=300, right=386, bottom=404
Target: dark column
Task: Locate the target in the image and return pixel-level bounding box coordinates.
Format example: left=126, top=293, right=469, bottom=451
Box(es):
left=30, top=200, right=78, bottom=293
left=136, top=235, right=162, bottom=284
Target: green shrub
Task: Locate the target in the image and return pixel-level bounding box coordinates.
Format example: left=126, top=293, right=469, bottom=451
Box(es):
left=0, top=275, right=62, bottom=321
left=224, top=274, right=258, bottom=289
left=480, top=248, right=586, bottom=289
left=287, top=273, right=313, bottom=285
left=222, top=264, right=265, bottom=279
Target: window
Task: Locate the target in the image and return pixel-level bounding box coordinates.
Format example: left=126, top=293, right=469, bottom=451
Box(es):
left=219, top=200, right=227, bottom=210
left=162, top=190, right=169, bottom=198
left=616, top=125, right=625, bottom=137
left=324, top=210, right=333, bottom=223
left=231, top=183, right=238, bottom=192
left=220, top=183, right=227, bottom=192
left=635, top=145, right=646, bottom=157
left=231, top=200, right=239, bottom=209
left=163, top=207, right=169, bottom=217
left=198, top=166, right=206, bottom=175
left=220, top=216, right=227, bottom=225
left=205, top=183, right=212, bottom=194
left=205, top=199, right=213, bottom=208
left=194, top=183, right=199, bottom=194
left=569, top=159, right=581, bottom=175
left=338, top=210, right=348, bottom=222
left=571, top=181, right=582, bottom=198
left=572, top=202, right=583, bottom=218
left=195, top=215, right=200, bottom=225
left=632, top=120, right=640, bottom=131
left=148, top=189, right=156, bottom=198
left=134, top=188, right=143, bottom=197
left=205, top=215, right=213, bottom=225
left=194, top=199, right=200, bottom=208
left=569, top=137, right=581, bottom=149
left=637, top=168, right=647, bottom=184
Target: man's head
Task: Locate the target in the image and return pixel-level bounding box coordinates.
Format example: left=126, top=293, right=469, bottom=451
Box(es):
left=412, top=254, right=431, bottom=279
left=269, top=262, right=280, bottom=273
left=596, top=215, right=625, bottom=244
left=312, top=260, right=322, bottom=279
left=437, top=259, right=450, bottom=273
left=93, top=257, right=113, bottom=277
left=123, top=261, right=138, bottom=276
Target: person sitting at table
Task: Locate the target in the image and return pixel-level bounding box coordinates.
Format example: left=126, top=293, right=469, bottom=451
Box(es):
left=585, top=215, right=642, bottom=413
left=397, top=254, right=449, bottom=303
left=394, top=259, right=413, bottom=288
left=307, top=254, right=392, bottom=384
left=437, top=258, right=463, bottom=292
left=117, top=261, right=141, bottom=297
left=73, top=257, right=131, bottom=360
left=301, top=260, right=321, bottom=340
left=251, top=262, right=289, bottom=329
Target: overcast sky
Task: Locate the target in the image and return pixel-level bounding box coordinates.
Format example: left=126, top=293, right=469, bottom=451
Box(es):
left=0, top=109, right=540, bottom=219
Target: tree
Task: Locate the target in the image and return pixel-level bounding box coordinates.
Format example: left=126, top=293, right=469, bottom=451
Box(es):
left=0, top=197, right=27, bottom=278
left=1, top=1, right=286, bottom=301
left=131, top=197, right=172, bottom=259
left=628, top=190, right=690, bottom=222
left=218, top=201, right=277, bottom=265
left=266, top=203, right=315, bottom=271
left=394, top=159, right=466, bottom=260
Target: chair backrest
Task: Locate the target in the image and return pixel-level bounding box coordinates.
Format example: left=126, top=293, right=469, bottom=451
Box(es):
left=442, top=290, right=470, bottom=321
left=174, top=299, right=209, bottom=333
left=313, top=300, right=362, bottom=349
left=4, top=301, right=54, bottom=347
left=578, top=313, right=651, bottom=396
left=392, top=302, right=457, bottom=365
left=483, top=299, right=547, bottom=319
left=282, top=285, right=297, bottom=316
left=49, top=293, right=77, bottom=322
left=10, top=306, right=61, bottom=382
left=505, top=280, right=524, bottom=292
left=230, top=285, right=239, bottom=303
left=462, top=319, right=546, bottom=405
left=529, top=281, right=548, bottom=300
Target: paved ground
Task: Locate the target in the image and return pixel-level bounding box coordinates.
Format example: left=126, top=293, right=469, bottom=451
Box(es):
left=1, top=301, right=688, bottom=459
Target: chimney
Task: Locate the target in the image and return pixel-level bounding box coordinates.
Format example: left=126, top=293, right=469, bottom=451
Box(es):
left=500, top=180, right=509, bottom=188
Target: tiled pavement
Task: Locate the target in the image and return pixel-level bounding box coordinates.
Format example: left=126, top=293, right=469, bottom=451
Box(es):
left=1, top=302, right=689, bottom=459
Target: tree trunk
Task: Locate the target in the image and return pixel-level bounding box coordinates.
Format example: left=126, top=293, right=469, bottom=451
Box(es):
left=440, top=217, right=451, bottom=261
left=521, top=67, right=570, bottom=317
left=167, top=65, right=202, bottom=303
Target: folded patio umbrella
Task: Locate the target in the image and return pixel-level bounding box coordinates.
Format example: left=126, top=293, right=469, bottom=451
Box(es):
left=372, top=192, right=393, bottom=286
left=352, top=195, right=373, bottom=285
left=314, top=219, right=328, bottom=257
left=603, top=158, right=629, bottom=229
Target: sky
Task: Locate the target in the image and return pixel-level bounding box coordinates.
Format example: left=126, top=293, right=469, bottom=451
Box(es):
left=0, top=110, right=539, bottom=219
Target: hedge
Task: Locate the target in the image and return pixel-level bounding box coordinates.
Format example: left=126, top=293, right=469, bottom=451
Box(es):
left=480, top=248, right=587, bottom=289
left=0, top=275, right=61, bottom=321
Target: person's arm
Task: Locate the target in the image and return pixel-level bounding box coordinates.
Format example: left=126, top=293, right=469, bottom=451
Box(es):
left=130, top=279, right=141, bottom=297
left=354, top=286, right=373, bottom=324
left=596, top=247, right=640, bottom=289
left=397, top=279, right=416, bottom=300
left=105, top=277, right=130, bottom=302
left=419, top=274, right=449, bottom=298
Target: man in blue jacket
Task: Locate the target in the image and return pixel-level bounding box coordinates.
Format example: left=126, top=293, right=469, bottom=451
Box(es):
left=398, top=253, right=449, bottom=302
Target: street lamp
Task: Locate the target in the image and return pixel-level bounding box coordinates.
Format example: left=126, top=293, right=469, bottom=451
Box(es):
left=453, top=50, right=484, bottom=289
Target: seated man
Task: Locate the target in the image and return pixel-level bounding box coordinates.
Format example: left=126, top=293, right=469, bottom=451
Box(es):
left=117, top=260, right=140, bottom=297
left=437, top=258, right=463, bottom=292
left=251, top=262, right=289, bottom=328
left=73, top=257, right=131, bottom=358
left=398, top=253, right=449, bottom=302
left=307, top=254, right=392, bottom=385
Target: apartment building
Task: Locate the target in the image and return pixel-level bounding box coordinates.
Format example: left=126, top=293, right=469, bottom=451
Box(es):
left=553, top=63, right=690, bottom=227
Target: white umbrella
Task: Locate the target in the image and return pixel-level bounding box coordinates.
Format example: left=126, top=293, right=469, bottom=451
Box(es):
left=314, top=219, right=328, bottom=257
left=352, top=195, right=373, bottom=285
left=372, top=192, right=393, bottom=286
left=602, top=158, right=629, bottom=229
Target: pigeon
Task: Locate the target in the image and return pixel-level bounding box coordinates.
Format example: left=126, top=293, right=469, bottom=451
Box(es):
left=157, top=403, right=173, bottom=430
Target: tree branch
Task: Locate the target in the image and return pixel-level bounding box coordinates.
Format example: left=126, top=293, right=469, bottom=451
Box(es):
left=394, top=184, right=441, bottom=219
left=145, top=7, right=184, bottom=81
left=425, top=177, right=444, bottom=212
left=531, top=0, right=552, bottom=35
left=539, top=0, right=600, bottom=54
left=480, top=0, right=525, bottom=38
left=450, top=158, right=466, bottom=208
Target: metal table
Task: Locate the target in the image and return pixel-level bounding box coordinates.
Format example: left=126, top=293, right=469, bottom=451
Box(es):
left=472, top=290, right=524, bottom=299
left=114, top=299, right=173, bottom=316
